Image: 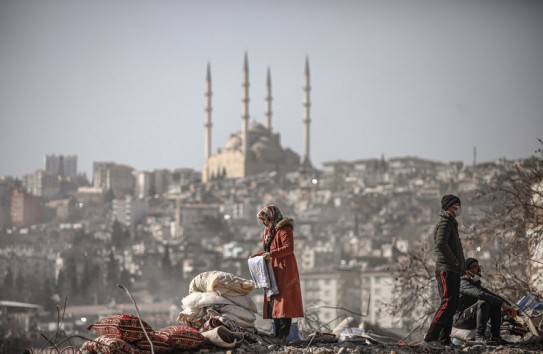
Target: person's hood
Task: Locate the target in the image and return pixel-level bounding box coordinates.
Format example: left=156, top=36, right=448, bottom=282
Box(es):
left=276, top=218, right=294, bottom=229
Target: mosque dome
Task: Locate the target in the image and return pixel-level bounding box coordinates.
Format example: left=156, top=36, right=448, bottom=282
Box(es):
left=251, top=136, right=282, bottom=161
left=224, top=133, right=242, bottom=151
left=249, top=121, right=268, bottom=133
left=222, top=122, right=284, bottom=159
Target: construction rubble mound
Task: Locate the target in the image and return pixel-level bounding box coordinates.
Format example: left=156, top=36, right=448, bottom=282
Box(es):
left=74, top=272, right=543, bottom=354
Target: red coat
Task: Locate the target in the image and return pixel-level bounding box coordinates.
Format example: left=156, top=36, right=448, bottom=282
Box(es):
left=256, top=218, right=304, bottom=319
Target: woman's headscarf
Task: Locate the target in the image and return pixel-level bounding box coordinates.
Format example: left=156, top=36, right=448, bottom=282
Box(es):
left=257, top=205, right=283, bottom=248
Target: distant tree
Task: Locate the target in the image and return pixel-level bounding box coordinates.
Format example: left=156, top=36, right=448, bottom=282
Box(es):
left=73, top=228, right=88, bottom=246
left=147, top=277, right=161, bottom=300
left=25, top=270, right=41, bottom=304
left=67, top=257, right=79, bottom=296
left=56, top=269, right=67, bottom=298
left=87, top=263, right=105, bottom=304
left=201, top=215, right=232, bottom=241
left=107, top=251, right=118, bottom=283
left=161, top=245, right=173, bottom=277
left=57, top=257, right=78, bottom=300
left=472, top=139, right=543, bottom=299
left=79, top=258, right=92, bottom=297
left=106, top=251, right=120, bottom=300
left=388, top=139, right=543, bottom=341
left=104, top=189, right=115, bottom=202
left=119, top=267, right=131, bottom=287
left=2, top=266, right=15, bottom=300
left=40, top=276, right=57, bottom=311
left=15, top=272, right=27, bottom=302
left=387, top=240, right=436, bottom=341
left=29, top=276, right=44, bottom=305
left=112, top=219, right=130, bottom=248
left=13, top=177, right=22, bottom=188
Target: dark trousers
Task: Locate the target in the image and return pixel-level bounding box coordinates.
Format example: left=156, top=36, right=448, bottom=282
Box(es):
left=454, top=300, right=502, bottom=337
left=425, top=271, right=461, bottom=343
left=267, top=298, right=292, bottom=339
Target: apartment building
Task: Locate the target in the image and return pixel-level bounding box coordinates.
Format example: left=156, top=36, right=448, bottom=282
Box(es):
left=93, top=162, right=134, bottom=196
left=301, top=267, right=362, bottom=329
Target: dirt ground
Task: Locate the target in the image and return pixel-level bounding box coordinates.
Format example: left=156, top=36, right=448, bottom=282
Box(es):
left=182, top=332, right=543, bottom=354
left=189, top=331, right=543, bottom=354
left=216, top=341, right=543, bottom=354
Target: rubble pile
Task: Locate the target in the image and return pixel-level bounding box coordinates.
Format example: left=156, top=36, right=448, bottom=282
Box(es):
left=68, top=272, right=543, bottom=354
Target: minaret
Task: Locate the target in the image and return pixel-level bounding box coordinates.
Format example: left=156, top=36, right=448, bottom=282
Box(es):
left=265, top=67, right=273, bottom=132
left=303, top=57, right=312, bottom=168
left=204, top=63, right=212, bottom=160
left=242, top=53, right=250, bottom=157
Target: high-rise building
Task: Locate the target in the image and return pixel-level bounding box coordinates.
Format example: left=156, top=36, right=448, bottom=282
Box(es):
left=0, top=177, right=15, bottom=229
left=22, top=170, right=60, bottom=199
left=92, top=162, right=134, bottom=196
left=361, top=270, right=404, bottom=329
left=10, top=189, right=43, bottom=227
left=112, top=194, right=148, bottom=227
left=135, top=169, right=172, bottom=199
left=300, top=268, right=362, bottom=328
left=44, top=154, right=78, bottom=177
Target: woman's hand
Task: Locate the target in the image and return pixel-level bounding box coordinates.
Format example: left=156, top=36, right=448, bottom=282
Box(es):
left=263, top=252, right=271, bottom=260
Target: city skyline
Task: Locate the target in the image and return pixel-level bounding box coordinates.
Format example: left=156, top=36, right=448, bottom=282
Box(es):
left=1, top=0, right=543, bottom=178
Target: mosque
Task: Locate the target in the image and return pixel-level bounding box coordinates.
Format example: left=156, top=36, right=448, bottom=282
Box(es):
left=202, top=54, right=313, bottom=182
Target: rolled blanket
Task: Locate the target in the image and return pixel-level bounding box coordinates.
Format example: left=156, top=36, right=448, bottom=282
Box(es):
left=220, top=313, right=255, bottom=328
left=220, top=304, right=256, bottom=322
left=155, top=325, right=205, bottom=350
left=79, top=336, right=146, bottom=354
left=202, top=317, right=225, bottom=331
left=177, top=306, right=205, bottom=324
left=224, top=294, right=258, bottom=313
left=181, top=291, right=233, bottom=309
left=189, top=271, right=254, bottom=296
left=201, top=325, right=244, bottom=349
left=87, top=314, right=153, bottom=343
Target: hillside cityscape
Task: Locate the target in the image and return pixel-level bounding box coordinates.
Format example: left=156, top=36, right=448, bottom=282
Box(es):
left=2, top=144, right=542, bottom=348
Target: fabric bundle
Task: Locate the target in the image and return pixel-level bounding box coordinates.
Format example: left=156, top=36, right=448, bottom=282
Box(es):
left=80, top=336, right=146, bottom=354
left=83, top=314, right=205, bottom=353
left=248, top=255, right=279, bottom=297
left=200, top=325, right=245, bottom=349
left=87, top=314, right=153, bottom=343
left=155, top=325, right=205, bottom=350
left=133, top=332, right=170, bottom=353
left=178, top=271, right=258, bottom=348
left=177, top=291, right=235, bottom=327
left=189, top=270, right=255, bottom=296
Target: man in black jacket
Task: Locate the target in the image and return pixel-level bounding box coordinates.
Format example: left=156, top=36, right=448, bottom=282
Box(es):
left=423, top=194, right=466, bottom=349
left=453, top=257, right=513, bottom=344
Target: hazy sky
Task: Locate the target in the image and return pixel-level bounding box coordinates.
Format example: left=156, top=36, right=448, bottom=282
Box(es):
left=1, top=0, right=542, bottom=178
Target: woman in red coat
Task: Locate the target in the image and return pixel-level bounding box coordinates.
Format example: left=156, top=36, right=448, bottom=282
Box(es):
left=253, top=205, right=304, bottom=340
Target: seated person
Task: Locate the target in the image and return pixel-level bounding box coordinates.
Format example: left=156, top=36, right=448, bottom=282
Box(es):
left=453, top=258, right=513, bottom=344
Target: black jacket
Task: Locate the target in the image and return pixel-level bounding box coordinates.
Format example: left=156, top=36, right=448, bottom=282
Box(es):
left=455, top=276, right=505, bottom=319
left=433, top=211, right=465, bottom=274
